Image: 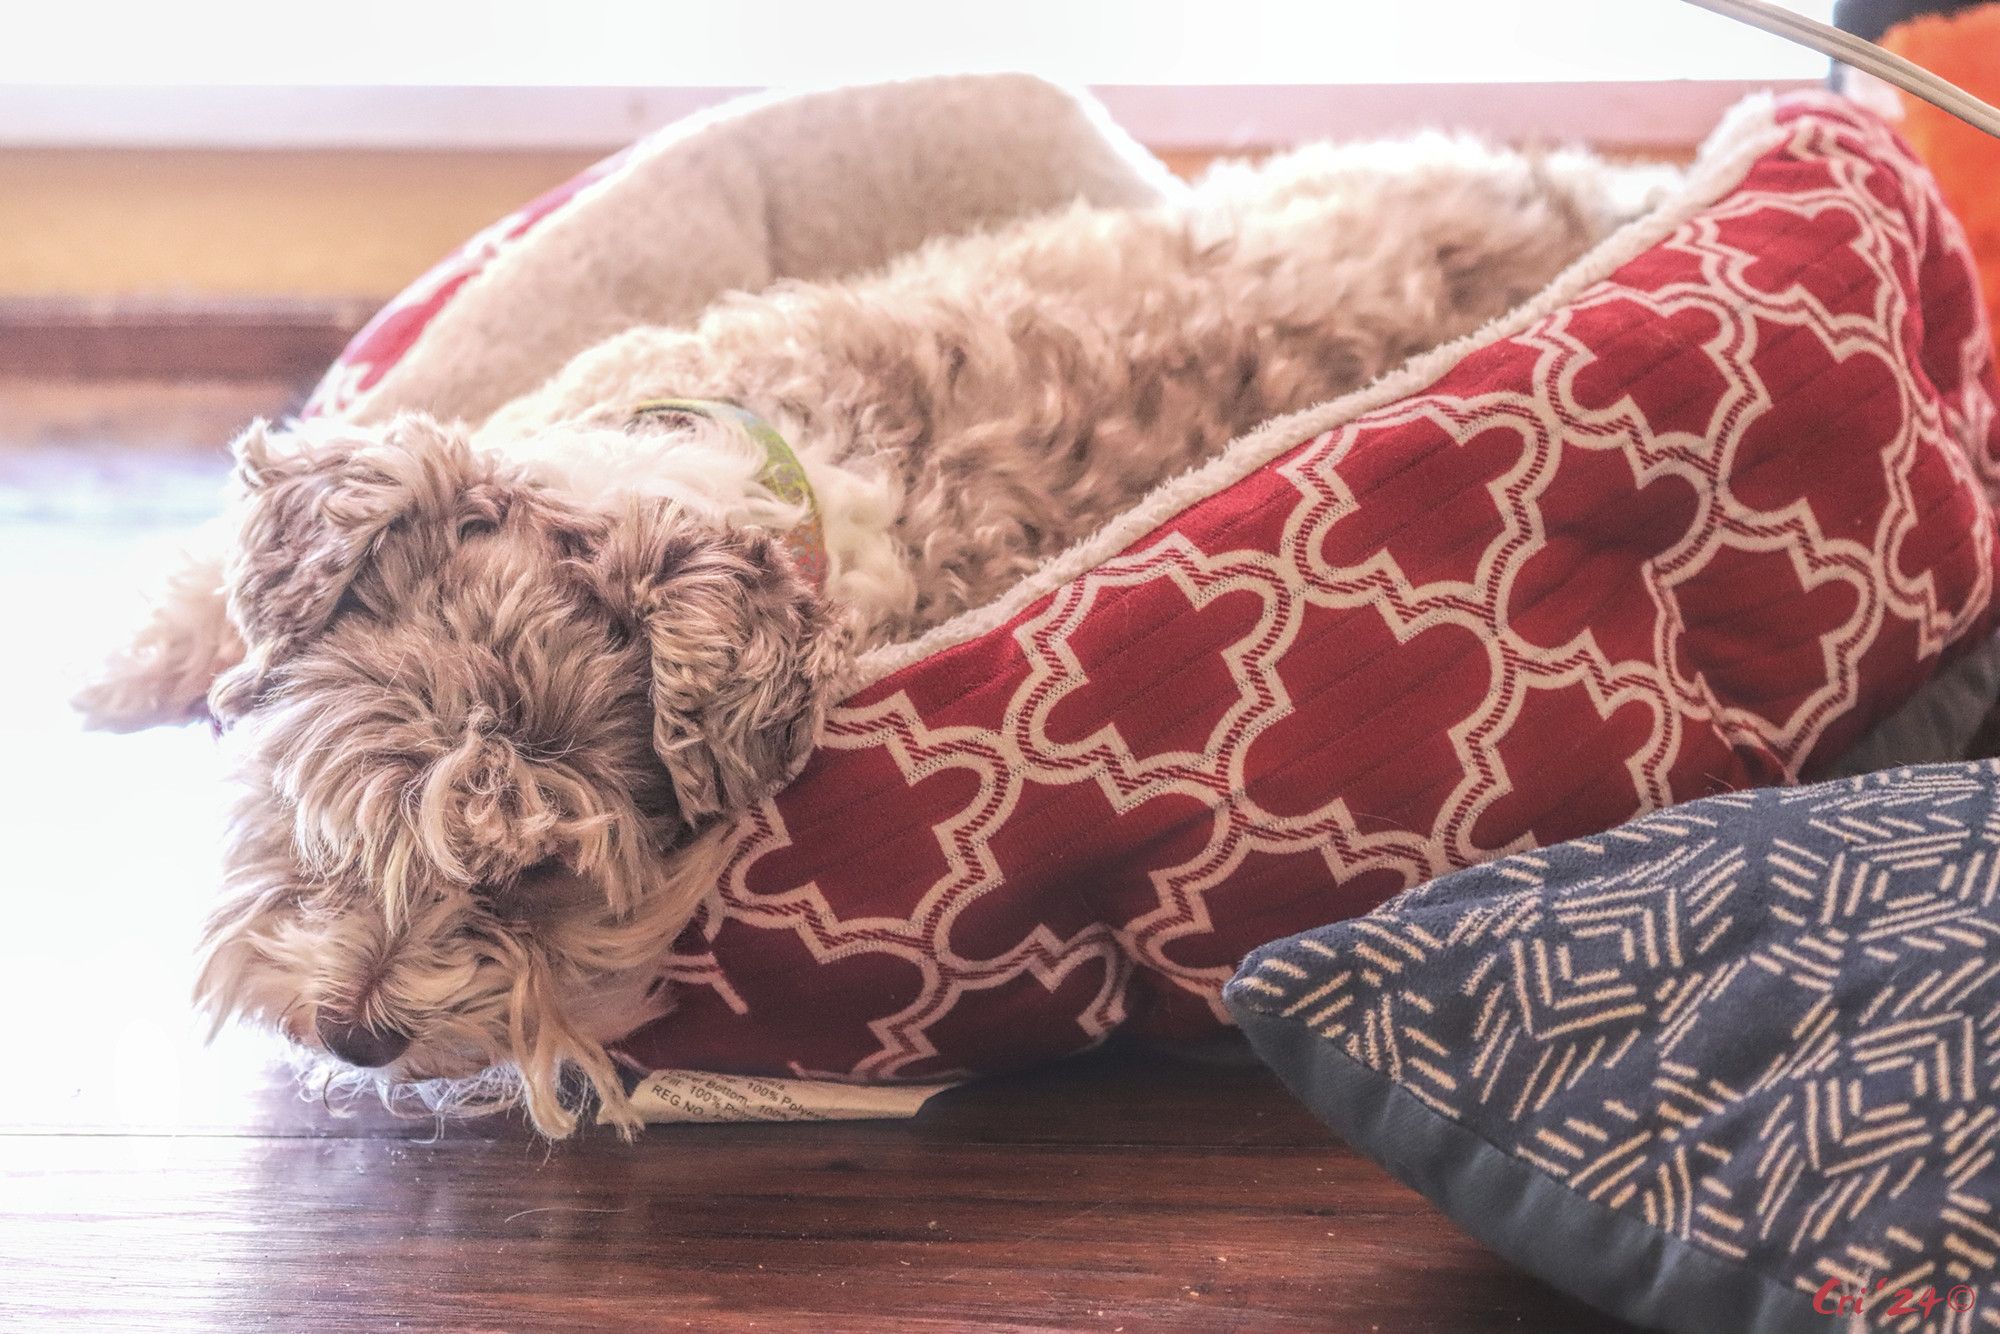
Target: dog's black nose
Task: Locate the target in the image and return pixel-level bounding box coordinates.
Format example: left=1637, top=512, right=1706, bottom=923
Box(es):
left=315, top=1014, right=412, bottom=1068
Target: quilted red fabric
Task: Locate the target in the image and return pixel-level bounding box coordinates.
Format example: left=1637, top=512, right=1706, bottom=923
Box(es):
left=598, top=97, right=2000, bottom=1082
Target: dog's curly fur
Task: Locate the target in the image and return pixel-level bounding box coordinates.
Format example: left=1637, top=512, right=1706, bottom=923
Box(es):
left=78, top=136, right=1675, bottom=1135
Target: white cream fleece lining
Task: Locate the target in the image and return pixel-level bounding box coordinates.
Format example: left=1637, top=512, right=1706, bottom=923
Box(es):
left=851, top=93, right=1794, bottom=690
left=343, top=74, right=1182, bottom=432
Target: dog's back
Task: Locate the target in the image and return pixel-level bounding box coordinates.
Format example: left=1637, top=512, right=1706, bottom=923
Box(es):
left=486, top=137, right=1677, bottom=638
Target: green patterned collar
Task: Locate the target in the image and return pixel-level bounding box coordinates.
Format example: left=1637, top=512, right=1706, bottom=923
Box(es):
left=627, top=397, right=828, bottom=587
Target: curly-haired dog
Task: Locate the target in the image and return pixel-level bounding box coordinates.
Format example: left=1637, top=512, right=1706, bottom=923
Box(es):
left=79, top=137, right=1674, bottom=1134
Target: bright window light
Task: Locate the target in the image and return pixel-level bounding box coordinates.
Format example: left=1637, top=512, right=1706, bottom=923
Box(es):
left=3, top=0, right=1838, bottom=87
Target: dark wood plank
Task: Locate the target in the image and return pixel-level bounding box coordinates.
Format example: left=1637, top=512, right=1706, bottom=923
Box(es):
left=0, top=382, right=1627, bottom=1332
left=0, top=1050, right=1622, bottom=1334
left=0, top=296, right=367, bottom=381
left=0, top=377, right=306, bottom=453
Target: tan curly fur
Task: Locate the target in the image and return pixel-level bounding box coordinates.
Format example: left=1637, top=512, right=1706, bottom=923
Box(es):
left=80, top=136, right=1676, bottom=1135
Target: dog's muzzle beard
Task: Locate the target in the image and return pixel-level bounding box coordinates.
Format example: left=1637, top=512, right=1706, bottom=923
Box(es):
left=198, top=736, right=720, bottom=1138
left=190, top=798, right=612, bottom=1135
left=201, top=908, right=630, bottom=1137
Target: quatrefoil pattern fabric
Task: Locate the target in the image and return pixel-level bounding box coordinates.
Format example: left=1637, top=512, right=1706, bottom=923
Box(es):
left=611, top=95, right=2000, bottom=1086
left=1229, top=762, right=2000, bottom=1333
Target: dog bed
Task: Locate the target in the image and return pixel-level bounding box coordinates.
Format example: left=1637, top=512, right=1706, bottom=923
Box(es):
left=303, top=75, right=1178, bottom=428
left=305, top=83, right=2000, bottom=1087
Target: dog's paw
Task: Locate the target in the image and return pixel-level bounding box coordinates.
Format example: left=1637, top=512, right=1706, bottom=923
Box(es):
left=76, top=541, right=240, bottom=732
left=72, top=662, right=213, bottom=731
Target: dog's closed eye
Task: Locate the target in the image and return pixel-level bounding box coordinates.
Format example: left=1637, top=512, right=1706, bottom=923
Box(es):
left=484, top=857, right=596, bottom=921
left=329, top=583, right=373, bottom=623
left=515, top=856, right=567, bottom=891
left=453, top=487, right=511, bottom=543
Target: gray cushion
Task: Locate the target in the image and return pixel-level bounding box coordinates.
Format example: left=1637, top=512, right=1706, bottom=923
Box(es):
left=1227, top=763, right=2000, bottom=1333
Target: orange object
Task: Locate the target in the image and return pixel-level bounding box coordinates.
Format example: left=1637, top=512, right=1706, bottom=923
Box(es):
left=1883, top=6, right=2000, bottom=352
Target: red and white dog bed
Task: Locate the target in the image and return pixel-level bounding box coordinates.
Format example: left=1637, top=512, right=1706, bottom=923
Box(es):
left=307, top=83, right=2000, bottom=1090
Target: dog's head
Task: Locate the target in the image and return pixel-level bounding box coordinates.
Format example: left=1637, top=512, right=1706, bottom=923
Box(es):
left=100, top=412, right=841, bottom=1132
left=211, top=413, right=842, bottom=887
left=197, top=769, right=731, bottom=1135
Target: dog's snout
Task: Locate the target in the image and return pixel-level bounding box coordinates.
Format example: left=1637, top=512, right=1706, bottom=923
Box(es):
left=314, top=1013, right=413, bottom=1068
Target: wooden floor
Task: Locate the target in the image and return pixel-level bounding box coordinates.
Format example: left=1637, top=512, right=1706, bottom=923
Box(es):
left=0, top=379, right=1627, bottom=1332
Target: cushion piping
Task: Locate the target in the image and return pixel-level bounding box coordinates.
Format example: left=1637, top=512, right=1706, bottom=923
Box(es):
left=1233, top=1006, right=1830, bottom=1334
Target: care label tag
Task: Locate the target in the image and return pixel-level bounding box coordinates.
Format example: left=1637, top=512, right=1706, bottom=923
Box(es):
left=626, top=1069, right=959, bottom=1123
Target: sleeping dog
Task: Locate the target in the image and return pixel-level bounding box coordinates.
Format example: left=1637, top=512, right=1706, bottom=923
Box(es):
left=78, top=136, right=1673, bottom=1134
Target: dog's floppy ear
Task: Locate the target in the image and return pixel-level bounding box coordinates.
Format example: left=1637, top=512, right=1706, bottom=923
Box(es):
left=208, top=414, right=491, bottom=721
left=593, top=503, right=844, bottom=827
